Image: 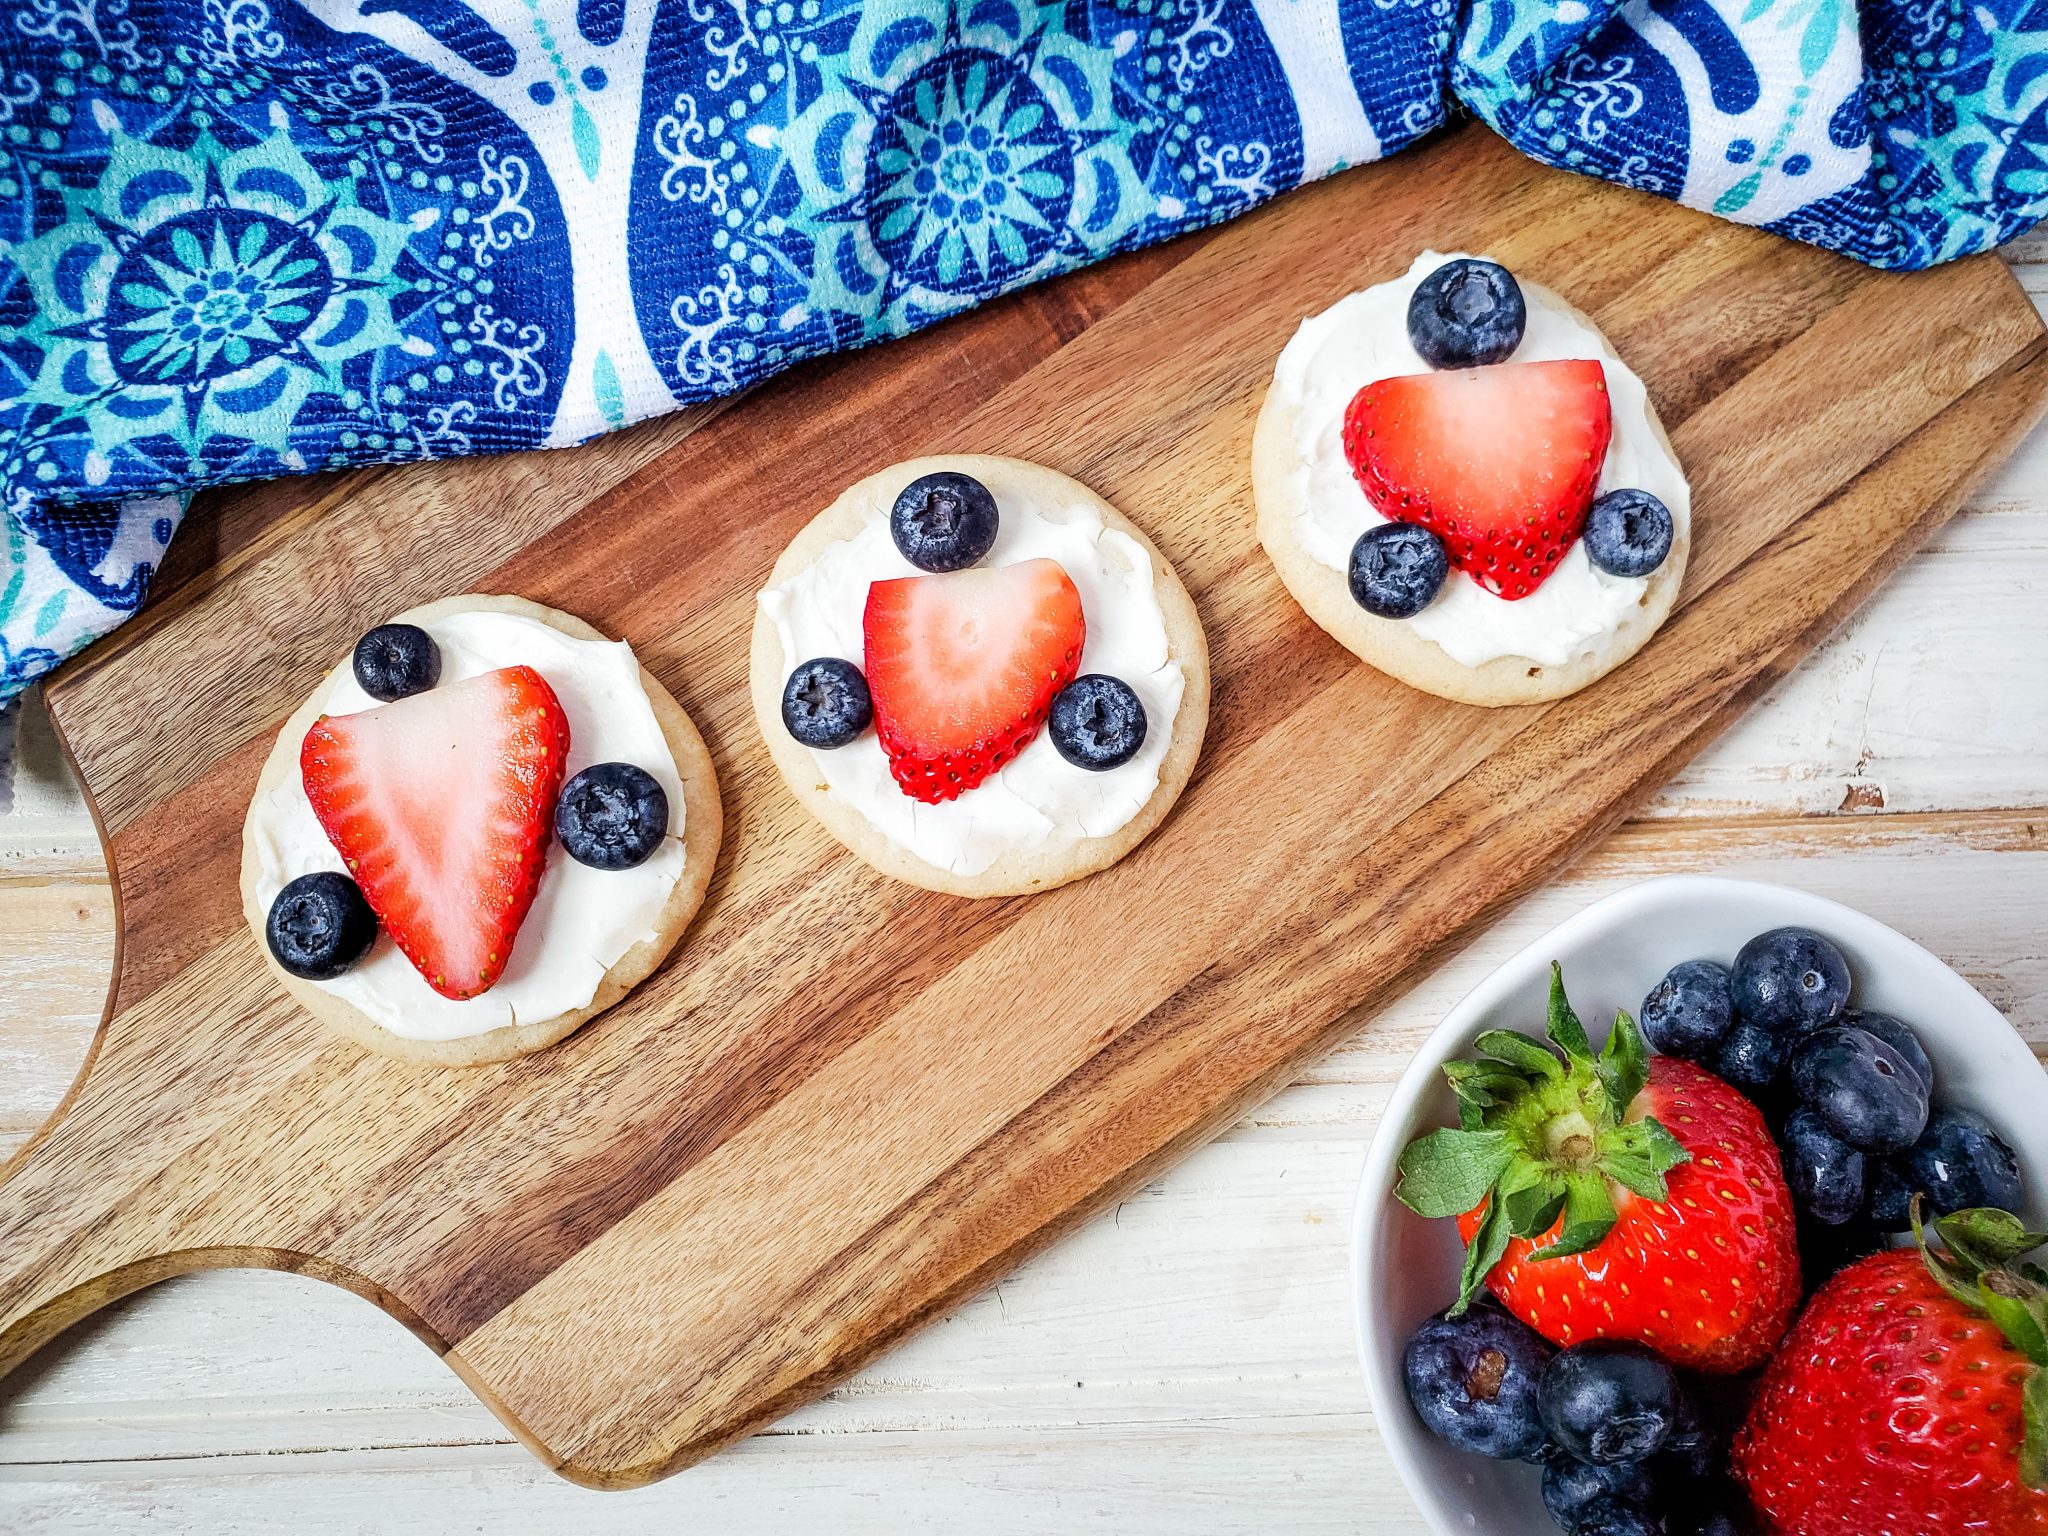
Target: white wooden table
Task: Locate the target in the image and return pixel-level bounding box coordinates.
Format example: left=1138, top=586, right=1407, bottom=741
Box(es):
left=1, top=240, right=2044, bottom=1534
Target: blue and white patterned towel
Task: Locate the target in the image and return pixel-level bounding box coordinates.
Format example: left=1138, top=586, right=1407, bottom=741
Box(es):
left=2, top=0, right=2045, bottom=703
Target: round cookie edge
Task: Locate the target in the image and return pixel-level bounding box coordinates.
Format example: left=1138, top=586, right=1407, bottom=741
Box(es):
left=238, top=593, right=723, bottom=1067
left=749, top=454, right=1210, bottom=899
left=1252, top=276, right=1690, bottom=708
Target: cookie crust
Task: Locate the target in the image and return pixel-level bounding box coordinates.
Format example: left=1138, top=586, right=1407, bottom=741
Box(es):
left=750, top=455, right=1210, bottom=898
left=1253, top=277, right=1689, bottom=707
left=239, top=594, right=722, bottom=1066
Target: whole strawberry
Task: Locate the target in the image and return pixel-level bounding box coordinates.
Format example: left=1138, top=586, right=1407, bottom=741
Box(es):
left=1399, top=966, right=1801, bottom=1373
left=1733, top=1206, right=2048, bottom=1536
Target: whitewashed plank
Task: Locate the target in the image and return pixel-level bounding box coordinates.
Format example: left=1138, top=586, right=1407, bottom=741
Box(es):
left=0, top=1417, right=1405, bottom=1536
left=0, top=694, right=100, bottom=870
left=0, top=875, right=112, bottom=1163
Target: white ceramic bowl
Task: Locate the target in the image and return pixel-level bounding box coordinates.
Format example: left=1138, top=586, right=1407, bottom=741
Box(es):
left=1352, top=874, right=2048, bottom=1536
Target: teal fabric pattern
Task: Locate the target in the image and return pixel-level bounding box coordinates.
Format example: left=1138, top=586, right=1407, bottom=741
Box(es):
left=1, top=0, right=2045, bottom=702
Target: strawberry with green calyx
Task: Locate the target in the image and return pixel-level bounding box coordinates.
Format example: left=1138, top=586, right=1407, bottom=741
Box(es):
left=1398, top=965, right=1802, bottom=1373
left=1734, top=1202, right=2048, bottom=1535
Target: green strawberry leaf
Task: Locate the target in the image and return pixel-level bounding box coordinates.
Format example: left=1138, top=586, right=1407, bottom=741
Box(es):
left=1494, top=1155, right=1561, bottom=1237
left=1937, top=1209, right=2048, bottom=1272
left=1600, top=1114, right=1692, bottom=1202
left=1544, top=964, right=1594, bottom=1062
left=1477, top=1030, right=1564, bottom=1081
left=1396, top=1128, right=1512, bottom=1219
left=1595, top=1010, right=1650, bottom=1119
left=2024, top=1364, right=2048, bottom=1491
left=1503, top=1180, right=1567, bottom=1241
left=1450, top=1195, right=1513, bottom=1316
left=1530, top=1172, right=1617, bottom=1261
left=1444, top=1059, right=1531, bottom=1129
left=1914, top=1198, right=1987, bottom=1308
left=1398, top=967, right=1683, bottom=1304
left=1980, top=1269, right=2048, bottom=1368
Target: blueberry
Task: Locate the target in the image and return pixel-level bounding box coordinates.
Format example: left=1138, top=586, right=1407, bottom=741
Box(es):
left=1401, top=1308, right=1554, bottom=1461
left=1790, top=1026, right=1931, bottom=1154
left=1407, top=257, right=1526, bottom=369
left=1641, top=959, right=1735, bottom=1060
left=781, top=657, right=872, bottom=749
left=1781, top=1105, right=1868, bottom=1225
left=889, top=471, right=999, bottom=572
left=1672, top=1494, right=1758, bottom=1536
left=554, top=762, right=669, bottom=871
left=1840, top=1009, right=1932, bottom=1095
left=1899, top=1106, right=2024, bottom=1216
left=1800, top=1211, right=1889, bottom=1280
left=1540, top=1342, right=1684, bottom=1466
left=265, top=871, right=377, bottom=980
left=1543, top=1455, right=1659, bottom=1529
left=1574, top=1493, right=1663, bottom=1536
left=1866, top=1159, right=1916, bottom=1231
left=1655, top=1398, right=1722, bottom=1486
left=1731, top=927, right=1850, bottom=1035
left=352, top=623, right=440, bottom=701
left=1048, top=674, right=1147, bottom=771
left=1713, top=1017, right=1791, bottom=1096
left=1584, top=489, right=1675, bottom=578
left=1348, top=522, right=1448, bottom=619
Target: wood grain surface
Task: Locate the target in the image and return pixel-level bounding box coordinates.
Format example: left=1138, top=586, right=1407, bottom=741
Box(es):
left=4, top=125, right=2047, bottom=1490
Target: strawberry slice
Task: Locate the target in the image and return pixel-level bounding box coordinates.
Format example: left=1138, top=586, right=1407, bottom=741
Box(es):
left=300, top=665, right=570, bottom=1000
left=863, top=559, right=1085, bottom=803
left=1343, top=358, right=1613, bottom=599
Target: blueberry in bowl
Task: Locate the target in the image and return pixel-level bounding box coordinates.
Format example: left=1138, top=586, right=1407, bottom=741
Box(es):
left=1867, top=1104, right=2024, bottom=1228
left=1540, top=1455, right=1659, bottom=1532
left=1788, top=1024, right=1930, bottom=1154
left=1730, top=926, right=1850, bottom=1036
left=1710, top=1016, right=1791, bottom=1096
left=1780, top=1105, right=1867, bottom=1226
left=1538, top=1342, right=1688, bottom=1467
left=1639, top=958, right=1734, bottom=1061
left=1403, top=1307, right=1554, bottom=1462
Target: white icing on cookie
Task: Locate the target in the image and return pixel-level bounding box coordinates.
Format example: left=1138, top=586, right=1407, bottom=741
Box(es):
left=246, top=610, right=684, bottom=1041
left=759, top=483, right=1184, bottom=880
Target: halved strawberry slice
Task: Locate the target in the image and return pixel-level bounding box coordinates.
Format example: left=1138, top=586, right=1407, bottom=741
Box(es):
left=863, top=559, right=1084, bottom=804
left=300, top=664, right=570, bottom=1000
left=1343, top=358, right=1613, bottom=599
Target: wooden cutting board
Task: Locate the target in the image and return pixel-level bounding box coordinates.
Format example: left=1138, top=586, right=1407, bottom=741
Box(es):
left=4, top=125, right=2045, bottom=1488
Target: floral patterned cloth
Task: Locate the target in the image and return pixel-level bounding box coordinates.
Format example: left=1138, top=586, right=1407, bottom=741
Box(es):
left=1, top=0, right=2044, bottom=702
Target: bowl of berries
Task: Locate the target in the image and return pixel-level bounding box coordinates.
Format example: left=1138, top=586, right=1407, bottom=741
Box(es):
left=1352, top=874, right=2048, bottom=1536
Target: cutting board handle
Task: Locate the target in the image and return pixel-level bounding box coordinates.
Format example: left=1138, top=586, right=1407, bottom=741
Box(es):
left=0, top=1062, right=202, bottom=1378
left=0, top=863, right=439, bottom=1382
left=0, top=1036, right=448, bottom=1381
